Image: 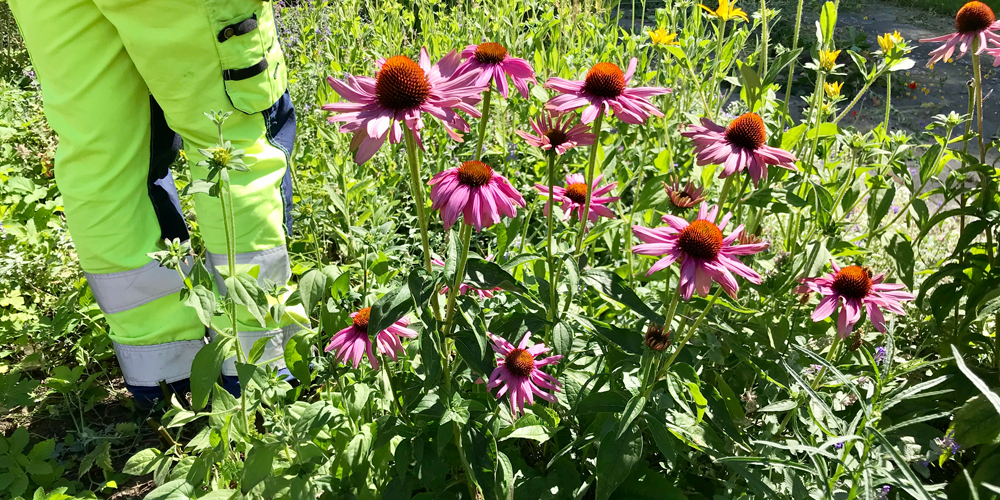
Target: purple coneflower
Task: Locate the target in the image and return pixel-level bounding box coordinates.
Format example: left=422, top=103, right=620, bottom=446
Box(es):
left=544, top=58, right=672, bottom=124
left=455, top=42, right=536, bottom=99
left=681, top=113, right=797, bottom=187
left=919, top=1, right=1000, bottom=66
left=663, top=175, right=707, bottom=209
left=428, top=160, right=525, bottom=231
left=796, top=263, right=915, bottom=339
left=533, top=173, right=620, bottom=224
left=487, top=332, right=563, bottom=416
left=324, top=308, right=418, bottom=370
left=515, top=112, right=595, bottom=155
left=631, top=202, right=768, bottom=300
left=431, top=258, right=501, bottom=299
left=322, top=48, right=486, bottom=164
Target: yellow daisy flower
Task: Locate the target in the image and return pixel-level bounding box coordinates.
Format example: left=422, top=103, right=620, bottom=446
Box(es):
left=649, top=27, right=680, bottom=46
left=700, top=0, right=749, bottom=22
left=824, top=81, right=844, bottom=98
left=819, top=49, right=841, bottom=71
left=877, top=31, right=903, bottom=53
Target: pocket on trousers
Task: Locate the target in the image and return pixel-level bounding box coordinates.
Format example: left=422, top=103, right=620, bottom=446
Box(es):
left=206, top=1, right=287, bottom=114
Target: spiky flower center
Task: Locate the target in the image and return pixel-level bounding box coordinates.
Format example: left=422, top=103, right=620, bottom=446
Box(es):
left=564, top=182, right=589, bottom=204
left=474, top=42, right=508, bottom=64
left=956, top=1, right=995, bottom=33
left=544, top=129, right=569, bottom=148
left=353, top=307, right=372, bottom=329
left=678, top=220, right=724, bottom=260
left=375, top=55, right=430, bottom=111
left=583, top=62, right=626, bottom=98
left=832, top=265, right=873, bottom=300
left=725, top=113, right=767, bottom=150
left=457, top=160, right=494, bottom=187
left=504, top=348, right=535, bottom=376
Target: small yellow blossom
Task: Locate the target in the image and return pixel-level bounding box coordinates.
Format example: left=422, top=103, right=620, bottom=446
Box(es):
left=824, top=81, right=844, bottom=98
left=648, top=27, right=679, bottom=46
left=178, top=149, right=188, bottom=162
left=819, top=49, right=841, bottom=71
left=878, top=31, right=903, bottom=53
left=700, top=0, right=749, bottom=22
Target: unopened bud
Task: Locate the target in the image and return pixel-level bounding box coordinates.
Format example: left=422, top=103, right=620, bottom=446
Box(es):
left=646, top=323, right=671, bottom=351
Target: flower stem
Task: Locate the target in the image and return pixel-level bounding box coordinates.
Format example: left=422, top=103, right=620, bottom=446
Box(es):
left=714, top=20, right=727, bottom=118
left=453, top=423, right=481, bottom=499
left=715, top=175, right=735, bottom=223
left=758, top=0, right=769, bottom=77
left=443, top=223, right=474, bottom=339
left=403, top=128, right=442, bottom=322
left=783, top=0, right=804, bottom=106
left=882, top=73, right=891, bottom=133
left=474, top=89, right=493, bottom=162
left=574, top=112, right=605, bottom=258
left=546, top=151, right=559, bottom=333
left=658, top=292, right=720, bottom=377
left=381, top=354, right=411, bottom=426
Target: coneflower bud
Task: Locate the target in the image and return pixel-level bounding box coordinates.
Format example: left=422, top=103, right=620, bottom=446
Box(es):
left=849, top=331, right=864, bottom=352
left=645, top=323, right=671, bottom=351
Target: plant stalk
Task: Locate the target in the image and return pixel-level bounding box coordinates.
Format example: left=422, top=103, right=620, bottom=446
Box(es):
left=574, top=112, right=605, bottom=257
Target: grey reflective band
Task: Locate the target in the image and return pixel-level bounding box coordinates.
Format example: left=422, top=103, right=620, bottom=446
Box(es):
left=211, top=325, right=300, bottom=376
left=87, top=258, right=192, bottom=314
left=113, top=338, right=207, bottom=387
left=206, top=245, right=291, bottom=294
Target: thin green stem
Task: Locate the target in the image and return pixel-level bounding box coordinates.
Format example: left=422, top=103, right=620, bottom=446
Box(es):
left=443, top=223, right=474, bottom=339
left=546, top=152, right=559, bottom=333
left=783, top=0, right=804, bottom=106
left=715, top=175, right=735, bottom=223
left=382, top=354, right=411, bottom=426
left=626, top=163, right=645, bottom=287
left=713, top=20, right=727, bottom=118
left=833, top=76, right=876, bottom=124
left=474, top=89, right=493, bottom=162
left=659, top=292, right=720, bottom=377
left=882, top=73, right=891, bottom=133
left=759, top=0, right=768, bottom=77
left=403, top=128, right=442, bottom=322
left=574, top=112, right=605, bottom=257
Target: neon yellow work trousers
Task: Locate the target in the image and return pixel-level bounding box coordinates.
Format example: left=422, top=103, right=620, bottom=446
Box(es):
left=10, top=0, right=301, bottom=388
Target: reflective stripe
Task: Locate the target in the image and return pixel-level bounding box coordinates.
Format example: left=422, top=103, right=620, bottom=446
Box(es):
left=87, top=258, right=192, bottom=314
left=206, top=245, right=291, bottom=294
left=113, top=338, right=207, bottom=386
left=211, top=325, right=299, bottom=376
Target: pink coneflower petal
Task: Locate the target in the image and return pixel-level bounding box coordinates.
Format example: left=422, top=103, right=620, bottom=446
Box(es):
left=631, top=203, right=767, bottom=299
left=456, top=42, right=537, bottom=99
left=429, top=161, right=525, bottom=231
left=922, top=3, right=1000, bottom=66
left=323, top=48, right=488, bottom=164
left=534, top=173, right=620, bottom=226
left=681, top=113, right=798, bottom=187
left=516, top=111, right=595, bottom=155
left=486, top=332, right=563, bottom=416
left=798, top=262, right=915, bottom=339
left=324, top=307, right=418, bottom=370
left=543, top=58, right=671, bottom=124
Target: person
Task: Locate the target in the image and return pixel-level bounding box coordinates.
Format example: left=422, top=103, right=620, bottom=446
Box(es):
left=8, top=0, right=303, bottom=405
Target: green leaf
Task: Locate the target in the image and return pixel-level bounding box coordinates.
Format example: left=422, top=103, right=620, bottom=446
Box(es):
left=191, top=334, right=235, bottom=411
left=284, top=330, right=313, bottom=388
left=581, top=269, right=663, bottom=324
left=122, top=448, right=163, bottom=475
left=346, top=383, right=371, bottom=422
left=887, top=234, right=915, bottom=289
left=501, top=425, right=557, bottom=444
left=224, top=274, right=268, bottom=328
left=298, top=269, right=327, bottom=315
left=466, top=259, right=527, bottom=294
left=953, top=391, right=1000, bottom=447
left=595, top=424, right=643, bottom=500
left=248, top=336, right=270, bottom=365
left=183, top=285, right=217, bottom=328
left=552, top=322, right=573, bottom=358
left=368, top=283, right=413, bottom=338
left=819, top=1, right=838, bottom=46
left=616, top=396, right=646, bottom=438
left=241, top=441, right=275, bottom=494
left=145, top=479, right=196, bottom=500
left=952, top=344, right=1000, bottom=417
left=454, top=330, right=493, bottom=378
left=869, top=429, right=934, bottom=500
left=577, top=391, right=629, bottom=415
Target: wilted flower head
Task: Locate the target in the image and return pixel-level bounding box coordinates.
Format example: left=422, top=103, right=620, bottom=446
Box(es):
left=645, top=323, right=671, bottom=351
left=515, top=111, right=595, bottom=155
left=663, top=176, right=707, bottom=209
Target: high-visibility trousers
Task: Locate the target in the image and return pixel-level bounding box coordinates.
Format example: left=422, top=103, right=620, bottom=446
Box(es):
left=9, top=0, right=304, bottom=389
